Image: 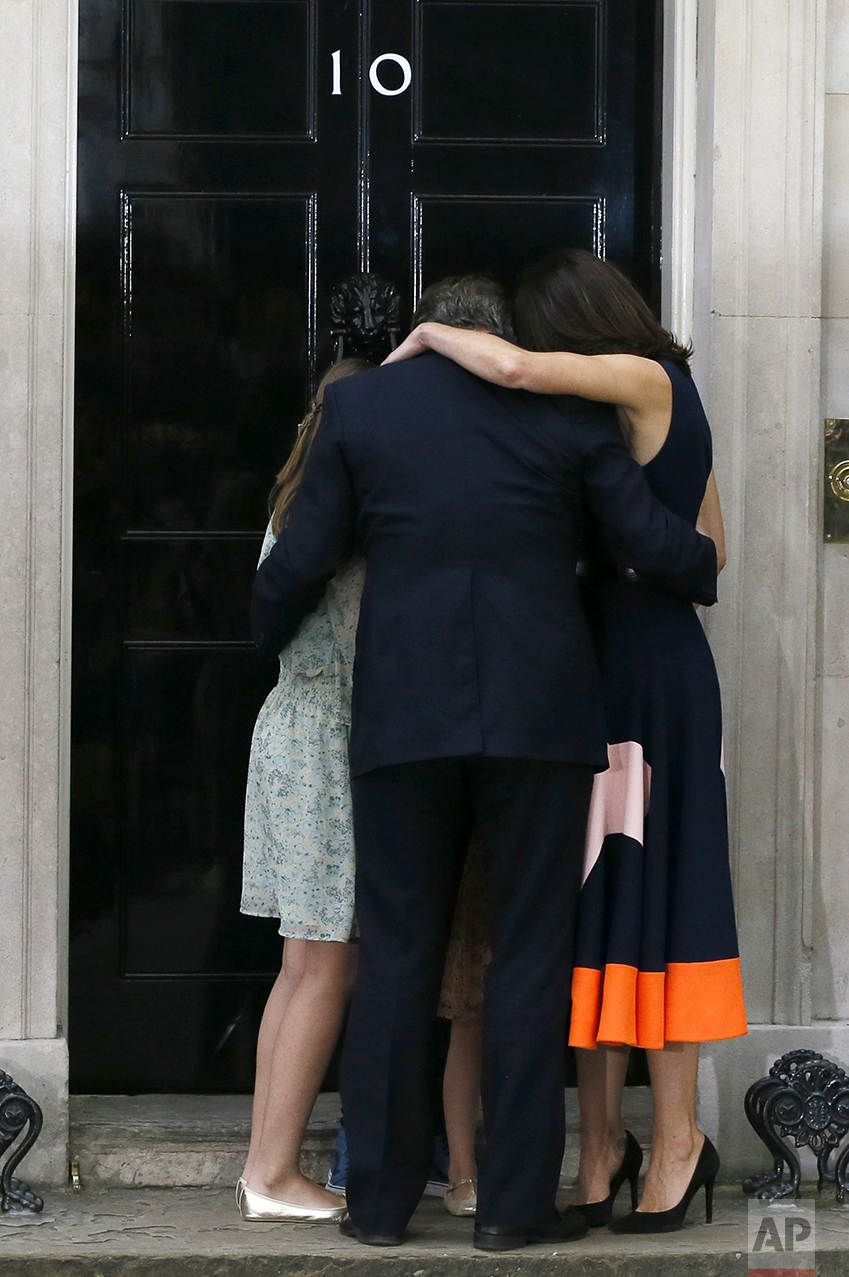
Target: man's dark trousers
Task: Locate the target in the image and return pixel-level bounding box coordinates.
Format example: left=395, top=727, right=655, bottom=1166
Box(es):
left=341, top=756, right=594, bottom=1238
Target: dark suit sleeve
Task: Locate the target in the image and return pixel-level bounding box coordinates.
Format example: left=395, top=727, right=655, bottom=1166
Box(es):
left=579, top=414, right=718, bottom=606
left=250, top=384, right=357, bottom=661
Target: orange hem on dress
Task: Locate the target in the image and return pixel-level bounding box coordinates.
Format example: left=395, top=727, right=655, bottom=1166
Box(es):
left=569, top=958, right=748, bottom=1050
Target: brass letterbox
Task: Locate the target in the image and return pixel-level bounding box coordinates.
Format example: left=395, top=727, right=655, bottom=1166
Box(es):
left=824, top=419, right=849, bottom=542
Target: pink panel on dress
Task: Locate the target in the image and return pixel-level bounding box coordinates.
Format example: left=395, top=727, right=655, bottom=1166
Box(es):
left=581, top=741, right=651, bottom=885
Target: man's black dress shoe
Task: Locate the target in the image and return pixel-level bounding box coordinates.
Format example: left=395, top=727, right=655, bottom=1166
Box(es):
left=339, top=1212, right=405, bottom=1247
left=474, top=1209, right=589, bottom=1252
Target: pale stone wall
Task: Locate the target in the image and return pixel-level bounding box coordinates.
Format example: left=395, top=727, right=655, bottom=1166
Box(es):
left=814, top=0, right=849, bottom=1021
left=697, top=0, right=825, bottom=1028
left=694, top=0, right=849, bottom=1180
left=681, top=0, right=836, bottom=1178
left=0, top=0, right=77, bottom=1184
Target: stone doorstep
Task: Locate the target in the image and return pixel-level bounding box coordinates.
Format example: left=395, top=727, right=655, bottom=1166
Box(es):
left=69, top=1089, right=655, bottom=1190
left=69, top=1092, right=341, bottom=1189
left=1, top=1187, right=849, bottom=1277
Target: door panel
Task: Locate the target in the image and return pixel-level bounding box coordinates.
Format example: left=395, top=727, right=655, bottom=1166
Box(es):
left=126, top=0, right=315, bottom=139
left=124, top=193, right=312, bottom=530
left=72, top=0, right=660, bottom=1091
left=122, top=648, right=266, bottom=977
left=124, top=541, right=261, bottom=641
left=414, top=196, right=602, bottom=296
left=415, top=3, right=602, bottom=143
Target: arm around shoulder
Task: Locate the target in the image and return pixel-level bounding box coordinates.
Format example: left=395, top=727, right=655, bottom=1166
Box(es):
left=580, top=425, right=717, bottom=606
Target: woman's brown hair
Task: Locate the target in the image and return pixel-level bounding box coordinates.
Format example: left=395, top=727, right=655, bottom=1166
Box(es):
left=269, top=357, right=373, bottom=536
left=515, top=248, right=692, bottom=372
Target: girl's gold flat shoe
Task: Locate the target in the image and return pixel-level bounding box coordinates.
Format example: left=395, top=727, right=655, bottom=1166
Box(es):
left=239, top=1183, right=348, bottom=1222
left=444, top=1177, right=477, bottom=1217
left=236, top=1177, right=247, bottom=1209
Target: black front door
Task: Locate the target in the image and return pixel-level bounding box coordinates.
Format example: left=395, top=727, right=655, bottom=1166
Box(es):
left=72, top=0, right=660, bottom=1092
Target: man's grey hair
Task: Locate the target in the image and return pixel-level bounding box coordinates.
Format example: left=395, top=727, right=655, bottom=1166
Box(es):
left=413, top=275, right=515, bottom=341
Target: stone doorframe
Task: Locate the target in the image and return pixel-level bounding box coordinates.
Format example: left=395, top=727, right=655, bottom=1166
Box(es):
left=664, top=0, right=834, bottom=1179
left=666, top=0, right=826, bottom=1029
left=0, top=0, right=830, bottom=1185
left=0, top=0, right=78, bottom=1187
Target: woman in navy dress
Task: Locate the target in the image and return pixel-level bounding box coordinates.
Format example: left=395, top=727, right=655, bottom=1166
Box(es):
left=384, top=248, right=747, bottom=1232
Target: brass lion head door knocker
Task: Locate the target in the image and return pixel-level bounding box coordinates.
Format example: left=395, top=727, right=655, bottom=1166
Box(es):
left=330, top=274, right=401, bottom=363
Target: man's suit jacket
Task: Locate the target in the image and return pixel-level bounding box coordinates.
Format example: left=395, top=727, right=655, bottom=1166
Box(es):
left=251, top=353, right=716, bottom=777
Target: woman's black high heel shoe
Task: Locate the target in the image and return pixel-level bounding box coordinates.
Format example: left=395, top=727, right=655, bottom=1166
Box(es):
left=572, top=1131, right=643, bottom=1227
left=608, top=1134, right=720, bottom=1234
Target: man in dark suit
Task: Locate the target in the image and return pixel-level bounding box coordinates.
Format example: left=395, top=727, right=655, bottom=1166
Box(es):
left=251, top=277, right=716, bottom=1251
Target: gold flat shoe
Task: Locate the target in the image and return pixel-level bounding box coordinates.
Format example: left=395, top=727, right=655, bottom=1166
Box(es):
left=444, top=1177, right=477, bottom=1217
left=239, top=1183, right=348, bottom=1222
left=236, top=1176, right=247, bottom=1209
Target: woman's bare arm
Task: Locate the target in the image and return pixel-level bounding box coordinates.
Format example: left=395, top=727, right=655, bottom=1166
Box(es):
left=383, top=323, right=672, bottom=460
left=696, top=469, right=726, bottom=573
left=384, top=322, right=669, bottom=407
